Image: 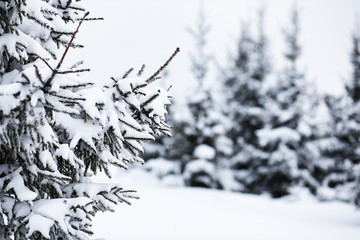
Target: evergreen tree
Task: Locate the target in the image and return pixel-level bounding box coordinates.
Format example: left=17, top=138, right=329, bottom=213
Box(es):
left=0, top=1, right=175, bottom=239
left=177, top=5, right=226, bottom=189
left=223, top=6, right=271, bottom=192
left=318, top=20, right=360, bottom=204
left=255, top=4, right=316, bottom=198
left=224, top=23, right=261, bottom=145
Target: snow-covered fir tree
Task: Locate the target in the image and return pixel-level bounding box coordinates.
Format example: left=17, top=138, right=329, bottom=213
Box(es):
left=222, top=6, right=271, bottom=192
left=317, top=21, right=360, bottom=204
left=174, top=5, right=227, bottom=189
left=0, top=1, right=175, bottom=239
left=255, top=5, right=318, bottom=198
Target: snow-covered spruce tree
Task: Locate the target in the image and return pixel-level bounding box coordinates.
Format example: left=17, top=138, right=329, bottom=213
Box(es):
left=0, top=1, right=176, bottom=239
left=222, top=6, right=271, bottom=192
left=177, top=5, right=227, bottom=189
left=317, top=21, right=360, bottom=204
left=255, top=5, right=318, bottom=198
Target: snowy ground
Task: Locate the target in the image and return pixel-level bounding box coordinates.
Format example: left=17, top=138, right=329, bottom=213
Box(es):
left=91, top=168, right=360, bottom=240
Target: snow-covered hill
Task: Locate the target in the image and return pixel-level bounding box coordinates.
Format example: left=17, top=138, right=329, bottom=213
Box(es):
left=91, top=169, right=360, bottom=240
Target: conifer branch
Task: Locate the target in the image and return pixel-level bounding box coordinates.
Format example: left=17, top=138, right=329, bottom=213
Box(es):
left=57, top=69, right=90, bottom=74
left=56, top=12, right=89, bottom=71
left=98, top=192, right=118, bottom=205
left=35, top=55, right=54, bottom=71
left=124, top=136, right=154, bottom=141
left=40, top=9, right=58, bottom=16
left=118, top=119, right=142, bottom=131
left=123, top=143, right=138, bottom=156
left=83, top=17, right=104, bottom=21
left=137, top=64, right=146, bottom=76
left=118, top=196, right=132, bottom=205
left=140, top=93, right=160, bottom=108
left=146, top=47, right=180, bottom=84
left=21, top=73, right=31, bottom=84
left=123, top=95, right=140, bottom=109
left=26, top=13, right=54, bottom=30
left=122, top=68, right=134, bottom=79
left=43, top=12, right=90, bottom=90
left=109, top=161, right=128, bottom=169
left=131, top=83, right=147, bottom=93
left=34, top=65, right=44, bottom=84
left=116, top=189, right=138, bottom=194
left=49, top=92, right=86, bottom=101
left=61, top=83, right=94, bottom=89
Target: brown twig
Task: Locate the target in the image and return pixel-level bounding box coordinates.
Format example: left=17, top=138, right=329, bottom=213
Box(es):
left=56, top=12, right=89, bottom=71
left=146, top=47, right=180, bottom=84
left=43, top=12, right=90, bottom=90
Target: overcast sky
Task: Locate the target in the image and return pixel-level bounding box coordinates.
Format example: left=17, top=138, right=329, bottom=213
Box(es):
left=73, top=0, right=360, bottom=101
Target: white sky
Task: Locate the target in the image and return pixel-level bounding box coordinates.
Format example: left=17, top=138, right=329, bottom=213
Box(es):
left=73, top=0, right=360, bottom=101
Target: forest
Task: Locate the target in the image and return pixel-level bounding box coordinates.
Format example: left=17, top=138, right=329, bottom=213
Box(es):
left=142, top=2, right=360, bottom=205
left=0, top=0, right=359, bottom=240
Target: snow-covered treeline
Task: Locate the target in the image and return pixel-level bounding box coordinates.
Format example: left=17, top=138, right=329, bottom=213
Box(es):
left=143, top=4, right=360, bottom=207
